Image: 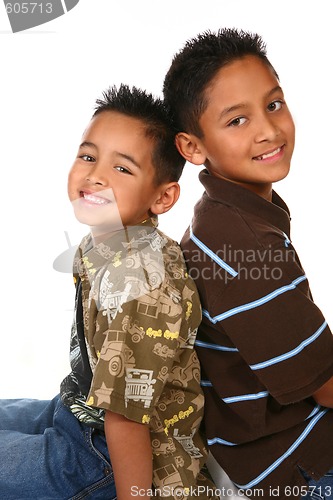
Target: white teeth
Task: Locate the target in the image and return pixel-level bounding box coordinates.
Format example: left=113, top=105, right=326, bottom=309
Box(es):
left=257, top=147, right=281, bottom=160
left=83, top=193, right=109, bottom=205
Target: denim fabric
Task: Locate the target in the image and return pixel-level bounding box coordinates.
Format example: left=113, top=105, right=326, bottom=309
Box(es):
left=0, top=395, right=116, bottom=500
left=301, top=468, right=333, bottom=499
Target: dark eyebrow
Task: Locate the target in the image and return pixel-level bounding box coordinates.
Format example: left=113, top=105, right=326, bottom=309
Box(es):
left=115, top=152, right=141, bottom=169
left=219, top=103, right=247, bottom=120
left=266, top=85, right=283, bottom=98
left=79, top=141, right=97, bottom=150
left=218, top=85, right=284, bottom=120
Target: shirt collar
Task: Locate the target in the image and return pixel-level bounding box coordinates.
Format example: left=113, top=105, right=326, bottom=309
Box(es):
left=74, top=216, right=159, bottom=280
left=199, top=169, right=291, bottom=236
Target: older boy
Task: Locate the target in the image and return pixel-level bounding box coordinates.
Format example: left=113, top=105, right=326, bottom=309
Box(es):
left=163, top=29, right=333, bottom=499
left=0, top=85, right=217, bottom=499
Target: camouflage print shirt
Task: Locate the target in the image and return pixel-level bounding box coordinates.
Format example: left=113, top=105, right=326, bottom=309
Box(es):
left=60, top=218, right=218, bottom=499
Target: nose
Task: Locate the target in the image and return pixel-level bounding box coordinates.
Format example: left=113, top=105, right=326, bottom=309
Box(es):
left=254, top=113, right=280, bottom=143
left=86, top=161, right=108, bottom=186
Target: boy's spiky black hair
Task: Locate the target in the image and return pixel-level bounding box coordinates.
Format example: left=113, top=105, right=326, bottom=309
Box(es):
left=93, top=84, right=185, bottom=184
left=163, top=28, right=278, bottom=137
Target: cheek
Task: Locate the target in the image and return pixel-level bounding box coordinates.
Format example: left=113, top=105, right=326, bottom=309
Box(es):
left=210, top=140, right=242, bottom=165
left=283, top=113, right=295, bottom=139
left=289, top=121, right=296, bottom=142
left=213, top=132, right=242, bottom=155
left=67, top=169, right=79, bottom=200
left=285, top=120, right=295, bottom=153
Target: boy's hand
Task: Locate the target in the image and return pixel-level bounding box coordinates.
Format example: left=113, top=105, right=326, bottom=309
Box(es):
left=313, top=376, right=333, bottom=408
left=104, top=410, right=152, bottom=500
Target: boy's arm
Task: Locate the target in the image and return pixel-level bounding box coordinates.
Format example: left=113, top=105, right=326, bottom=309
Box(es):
left=313, top=376, right=333, bottom=408
left=104, top=409, right=152, bottom=500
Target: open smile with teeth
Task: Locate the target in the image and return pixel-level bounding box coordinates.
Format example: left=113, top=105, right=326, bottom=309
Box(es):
left=81, top=192, right=110, bottom=205
left=254, top=147, right=282, bottom=161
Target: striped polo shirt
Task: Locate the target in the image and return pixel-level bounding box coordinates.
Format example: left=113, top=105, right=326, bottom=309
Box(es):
left=181, top=169, right=333, bottom=499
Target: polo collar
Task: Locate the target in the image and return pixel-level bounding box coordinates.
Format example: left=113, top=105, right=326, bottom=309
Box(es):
left=199, top=169, right=291, bottom=236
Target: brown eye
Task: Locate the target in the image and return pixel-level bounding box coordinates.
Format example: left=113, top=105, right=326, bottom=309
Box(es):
left=268, top=100, right=283, bottom=112
left=80, top=154, right=95, bottom=162
left=228, top=116, right=246, bottom=127
left=115, top=166, right=131, bottom=175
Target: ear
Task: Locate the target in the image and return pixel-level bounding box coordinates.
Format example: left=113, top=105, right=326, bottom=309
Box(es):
left=150, top=182, right=180, bottom=215
left=175, top=132, right=207, bottom=166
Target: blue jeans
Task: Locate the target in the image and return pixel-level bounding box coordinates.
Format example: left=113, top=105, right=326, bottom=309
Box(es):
left=0, top=395, right=116, bottom=499
left=301, top=468, right=333, bottom=499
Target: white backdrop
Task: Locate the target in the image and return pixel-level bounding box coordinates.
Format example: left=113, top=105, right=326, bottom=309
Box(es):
left=0, top=0, right=332, bottom=399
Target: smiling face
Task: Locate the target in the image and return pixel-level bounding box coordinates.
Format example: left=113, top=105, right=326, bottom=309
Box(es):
left=182, top=55, right=295, bottom=199
left=68, top=111, right=170, bottom=236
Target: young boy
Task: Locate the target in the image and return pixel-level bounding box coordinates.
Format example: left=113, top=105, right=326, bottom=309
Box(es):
left=0, top=85, right=218, bottom=499
left=163, top=29, right=333, bottom=499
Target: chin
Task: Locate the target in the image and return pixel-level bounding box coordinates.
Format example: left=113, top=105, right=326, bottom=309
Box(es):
left=72, top=208, right=104, bottom=228
left=274, top=168, right=291, bottom=183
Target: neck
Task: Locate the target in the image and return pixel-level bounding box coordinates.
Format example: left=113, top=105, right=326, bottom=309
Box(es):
left=90, top=222, right=124, bottom=245
left=257, top=185, right=273, bottom=202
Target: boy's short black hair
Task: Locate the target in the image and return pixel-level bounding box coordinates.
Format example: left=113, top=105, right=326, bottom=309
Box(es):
left=93, top=84, right=185, bottom=185
left=163, top=28, right=278, bottom=137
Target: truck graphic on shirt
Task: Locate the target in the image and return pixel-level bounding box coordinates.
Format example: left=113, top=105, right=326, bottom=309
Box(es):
left=124, top=368, right=156, bottom=408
